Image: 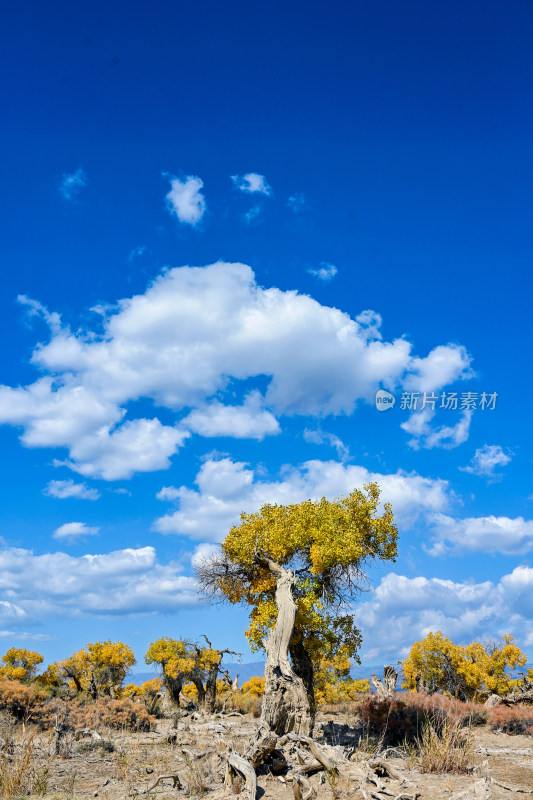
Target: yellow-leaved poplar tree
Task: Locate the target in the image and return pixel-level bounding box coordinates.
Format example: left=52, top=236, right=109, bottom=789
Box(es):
left=197, top=484, right=397, bottom=735
left=403, top=632, right=527, bottom=701
left=59, top=640, right=135, bottom=699
left=0, top=648, right=43, bottom=683
left=145, top=637, right=237, bottom=712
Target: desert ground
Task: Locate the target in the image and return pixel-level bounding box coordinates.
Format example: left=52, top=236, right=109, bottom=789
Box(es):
left=4, top=705, right=532, bottom=800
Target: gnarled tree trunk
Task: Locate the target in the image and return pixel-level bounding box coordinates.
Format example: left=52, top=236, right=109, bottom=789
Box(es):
left=254, top=556, right=312, bottom=737
left=164, top=674, right=183, bottom=709
left=289, top=639, right=316, bottom=726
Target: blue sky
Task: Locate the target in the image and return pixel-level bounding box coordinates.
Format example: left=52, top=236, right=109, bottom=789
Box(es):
left=0, top=0, right=532, bottom=671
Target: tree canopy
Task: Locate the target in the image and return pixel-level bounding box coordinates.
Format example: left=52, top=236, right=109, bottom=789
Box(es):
left=402, top=631, right=527, bottom=701
left=197, top=483, right=397, bottom=722
left=59, top=640, right=136, bottom=699
left=0, top=648, right=43, bottom=683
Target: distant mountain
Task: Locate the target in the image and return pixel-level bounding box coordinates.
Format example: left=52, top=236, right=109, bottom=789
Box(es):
left=221, top=661, right=265, bottom=685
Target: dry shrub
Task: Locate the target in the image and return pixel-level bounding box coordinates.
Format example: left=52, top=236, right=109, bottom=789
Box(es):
left=216, top=692, right=261, bottom=717
left=358, top=692, right=485, bottom=747
left=73, top=697, right=155, bottom=732
left=415, top=718, right=473, bottom=774
left=489, top=705, right=533, bottom=735
left=0, top=677, right=48, bottom=721
left=0, top=728, right=49, bottom=798
left=0, top=680, right=155, bottom=733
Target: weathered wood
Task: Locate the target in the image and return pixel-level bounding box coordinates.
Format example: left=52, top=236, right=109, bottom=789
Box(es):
left=286, top=732, right=338, bottom=774
left=226, top=752, right=257, bottom=800
left=371, top=666, right=398, bottom=698
left=137, top=772, right=183, bottom=794
left=244, top=728, right=278, bottom=768
left=255, top=556, right=313, bottom=737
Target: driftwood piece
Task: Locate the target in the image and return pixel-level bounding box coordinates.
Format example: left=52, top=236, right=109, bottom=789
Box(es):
left=450, top=778, right=491, bottom=799
left=244, top=727, right=278, bottom=768
left=285, top=732, right=338, bottom=774
left=371, top=666, right=398, bottom=698
left=293, top=773, right=317, bottom=800
left=225, top=752, right=257, bottom=800
left=484, top=674, right=533, bottom=707
left=136, top=772, right=183, bottom=794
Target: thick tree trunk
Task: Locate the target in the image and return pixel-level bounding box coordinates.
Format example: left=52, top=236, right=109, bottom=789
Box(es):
left=192, top=675, right=206, bottom=706
left=256, top=557, right=312, bottom=737
left=204, top=666, right=219, bottom=713
left=164, top=675, right=183, bottom=708
left=289, top=640, right=316, bottom=725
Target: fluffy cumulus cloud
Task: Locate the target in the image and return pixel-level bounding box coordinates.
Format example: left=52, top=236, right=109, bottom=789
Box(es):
left=153, top=457, right=450, bottom=541
left=165, top=175, right=206, bottom=225
left=182, top=391, right=280, bottom=440
left=355, top=567, right=533, bottom=663
left=0, top=262, right=474, bottom=479
left=401, top=409, right=472, bottom=450
left=427, top=513, right=533, bottom=556
left=308, top=262, right=338, bottom=282
left=0, top=546, right=197, bottom=624
left=460, top=444, right=513, bottom=478
left=44, top=479, right=100, bottom=500
left=58, top=167, right=87, bottom=201
left=231, top=173, right=272, bottom=195
left=53, top=522, right=99, bottom=542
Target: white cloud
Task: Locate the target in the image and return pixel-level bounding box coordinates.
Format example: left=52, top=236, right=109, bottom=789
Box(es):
left=0, top=546, right=197, bottom=622
left=303, top=429, right=349, bottom=461
left=58, top=168, right=87, bottom=201
left=55, top=418, right=190, bottom=481
left=191, top=543, right=220, bottom=568
left=355, top=568, right=533, bottom=664
left=401, top=409, right=472, bottom=450
left=231, top=173, right=272, bottom=195
left=428, top=513, right=533, bottom=556
left=182, top=392, right=280, bottom=440
left=153, top=457, right=450, bottom=541
left=308, top=262, right=338, bottom=282
left=403, top=345, right=474, bottom=393
left=460, top=444, right=512, bottom=478
left=0, top=631, right=55, bottom=642
left=165, top=175, right=206, bottom=225
left=244, top=205, right=262, bottom=224
left=0, top=263, right=474, bottom=479
left=287, top=193, right=306, bottom=212
left=44, top=480, right=100, bottom=500
left=53, top=521, right=99, bottom=542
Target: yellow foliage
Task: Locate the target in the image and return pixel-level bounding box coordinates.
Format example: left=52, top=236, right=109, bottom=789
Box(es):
left=60, top=640, right=135, bottom=698
left=314, top=653, right=370, bottom=704
left=241, top=676, right=265, bottom=697
left=34, top=662, right=64, bottom=689
left=145, top=637, right=199, bottom=680
left=403, top=632, right=527, bottom=701
left=123, top=683, right=142, bottom=697
left=0, top=648, right=43, bottom=683
left=144, top=637, right=223, bottom=696
left=141, top=677, right=163, bottom=695
left=213, top=485, right=397, bottom=674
